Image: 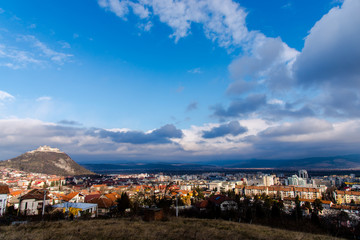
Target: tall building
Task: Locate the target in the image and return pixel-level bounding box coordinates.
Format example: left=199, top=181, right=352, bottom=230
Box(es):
left=298, top=170, right=309, bottom=179
left=288, top=175, right=299, bottom=185
left=263, top=175, right=274, bottom=186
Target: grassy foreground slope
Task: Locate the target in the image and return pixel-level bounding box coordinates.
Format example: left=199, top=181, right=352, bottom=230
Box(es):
left=0, top=218, right=341, bottom=240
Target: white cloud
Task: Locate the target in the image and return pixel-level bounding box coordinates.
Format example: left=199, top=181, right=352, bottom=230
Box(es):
left=98, top=0, right=130, bottom=19
left=0, top=34, right=73, bottom=69
left=268, top=99, right=284, bottom=105
left=36, top=96, right=52, bottom=102
left=19, top=35, right=73, bottom=65
left=0, top=90, right=15, bottom=101
left=0, top=43, right=42, bottom=69
left=0, top=116, right=359, bottom=161
left=187, top=67, right=202, bottom=74
left=98, top=0, right=253, bottom=48
left=294, top=0, right=360, bottom=87
left=228, top=35, right=299, bottom=93
left=58, top=41, right=71, bottom=49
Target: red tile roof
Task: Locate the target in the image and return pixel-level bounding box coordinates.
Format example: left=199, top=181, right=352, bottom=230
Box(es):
left=88, top=196, right=115, bottom=208
left=20, top=189, right=50, bottom=200
left=85, top=194, right=101, bottom=202
left=0, top=185, right=10, bottom=194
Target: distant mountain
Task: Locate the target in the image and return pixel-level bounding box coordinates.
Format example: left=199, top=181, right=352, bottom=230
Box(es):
left=83, top=162, right=220, bottom=174
left=82, top=155, right=360, bottom=174
left=221, top=155, right=360, bottom=169
left=0, top=146, right=95, bottom=176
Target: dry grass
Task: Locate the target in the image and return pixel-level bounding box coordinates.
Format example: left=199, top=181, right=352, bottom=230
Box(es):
left=0, top=217, right=341, bottom=240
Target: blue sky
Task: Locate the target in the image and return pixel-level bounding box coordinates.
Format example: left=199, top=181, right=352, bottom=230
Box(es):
left=1, top=0, right=360, bottom=162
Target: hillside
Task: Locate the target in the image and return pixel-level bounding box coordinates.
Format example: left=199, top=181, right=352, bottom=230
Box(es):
left=0, top=218, right=341, bottom=240
left=0, top=146, right=94, bottom=176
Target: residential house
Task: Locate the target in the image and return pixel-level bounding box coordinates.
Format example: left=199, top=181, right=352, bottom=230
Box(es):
left=208, top=195, right=238, bottom=211
left=19, top=189, right=50, bottom=215
left=63, top=192, right=85, bottom=203
left=235, top=185, right=322, bottom=200
left=335, top=190, right=360, bottom=204
left=52, top=202, right=98, bottom=218
left=0, top=185, right=10, bottom=216
left=87, top=195, right=116, bottom=215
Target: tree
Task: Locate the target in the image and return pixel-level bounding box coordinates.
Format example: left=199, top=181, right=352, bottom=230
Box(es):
left=294, top=195, right=302, bottom=221
left=116, top=192, right=131, bottom=216
left=226, top=189, right=235, bottom=199
left=313, top=198, right=323, bottom=215
left=303, top=201, right=312, bottom=212
left=195, top=187, right=205, bottom=200
left=271, top=201, right=281, bottom=219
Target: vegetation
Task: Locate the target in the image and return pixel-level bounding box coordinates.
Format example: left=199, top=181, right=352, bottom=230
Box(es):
left=0, top=217, right=341, bottom=240
left=0, top=151, right=94, bottom=176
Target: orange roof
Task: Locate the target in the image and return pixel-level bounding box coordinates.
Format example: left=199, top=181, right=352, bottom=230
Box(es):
left=336, top=190, right=360, bottom=196
left=10, top=190, right=23, bottom=196
left=177, top=190, right=189, bottom=195
left=63, top=192, right=80, bottom=201
left=51, top=193, right=65, bottom=199
left=88, top=196, right=115, bottom=208
left=91, top=184, right=106, bottom=188
left=89, top=191, right=101, bottom=195
left=105, top=192, right=120, bottom=202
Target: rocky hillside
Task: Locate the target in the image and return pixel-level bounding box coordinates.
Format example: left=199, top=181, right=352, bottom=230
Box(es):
left=0, top=146, right=94, bottom=176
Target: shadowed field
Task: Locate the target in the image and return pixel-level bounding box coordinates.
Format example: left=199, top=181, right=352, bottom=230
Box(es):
left=0, top=217, right=342, bottom=240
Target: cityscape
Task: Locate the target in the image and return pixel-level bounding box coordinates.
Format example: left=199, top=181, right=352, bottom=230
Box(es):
left=1, top=0, right=360, bottom=239
left=1, top=146, right=360, bottom=238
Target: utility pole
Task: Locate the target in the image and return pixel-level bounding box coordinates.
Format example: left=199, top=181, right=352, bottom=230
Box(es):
left=176, top=193, right=179, bottom=217
left=42, top=189, right=46, bottom=218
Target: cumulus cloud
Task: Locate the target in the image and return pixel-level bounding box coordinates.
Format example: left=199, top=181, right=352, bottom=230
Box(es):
left=212, top=94, right=267, bottom=118
left=0, top=119, right=184, bottom=160
left=95, top=124, right=183, bottom=144
left=222, top=0, right=360, bottom=120
left=294, top=0, right=360, bottom=87
left=259, top=118, right=333, bottom=137
left=228, top=36, right=298, bottom=92
left=290, top=0, right=360, bottom=119
left=202, top=120, right=247, bottom=138
left=98, top=0, right=253, bottom=47
left=1, top=117, right=360, bottom=161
